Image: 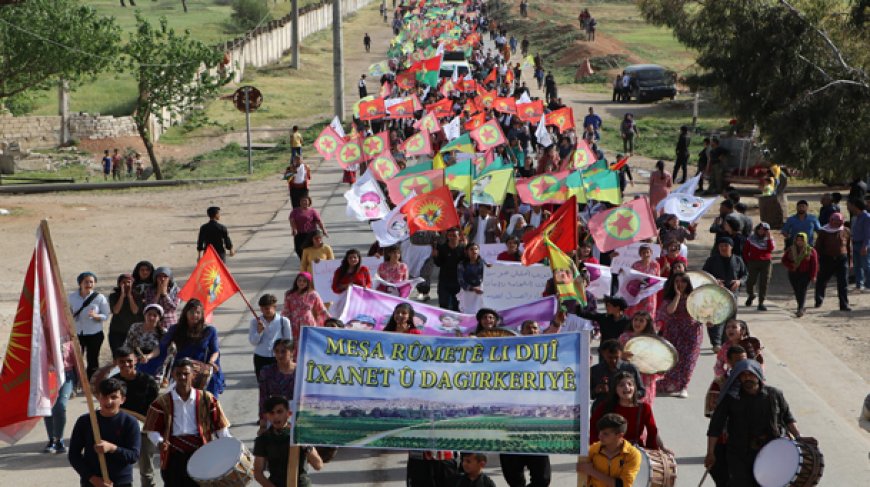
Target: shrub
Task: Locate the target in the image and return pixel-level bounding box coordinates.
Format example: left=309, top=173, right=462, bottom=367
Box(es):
left=231, top=0, right=272, bottom=32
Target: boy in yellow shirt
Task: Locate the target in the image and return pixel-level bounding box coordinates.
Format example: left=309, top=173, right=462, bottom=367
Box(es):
left=578, top=413, right=642, bottom=487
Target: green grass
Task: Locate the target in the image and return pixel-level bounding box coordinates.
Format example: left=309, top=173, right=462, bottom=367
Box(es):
left=22, top=0, right=323, bottom=117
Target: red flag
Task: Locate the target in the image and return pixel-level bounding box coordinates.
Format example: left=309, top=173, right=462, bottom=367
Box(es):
left=464, top=112, right=487, bottom=131
left=572, top=139, right=598, bottom=169
left=463, top=98, right=481, bottom=116
left=459, top=78, right=477, bottom=94
left=470, top=119, right=507, bottom=150
left=369, top=151, right=400, bottom=181
left=522, top=196, right=578, bottom=266
left=313, top=125, right=342, bottom=160
left=610, top=155, right=631, bottom=171
left=335, top=137, right=365, bottom=168
left=178, top=245, right=242, bottom=317
left=401, top=185, right=460, bottom=235
left=387, top=168, right=445, bottom=204
left=517, top=100, right=544, bottom=122
left=478, top=88, right=497, bottom=108
left=483, top=67, right=497, bottom=85
left=396, top=71, right=417, bottom=90
left=0, top=224, right=68, bottom=444
left=505, top=67, right=515, bottom=85
left=363, top=132, right=390, bottom=160
left=493, top=97, right=517, bottom=115
left=588, top=197, right=658, bottom=253
left=411, top=55, right=442, bottom=73
left=400, top=129, right=433, bottom=157
left=415, top=111, right=443, bottom=133
left=426, top=98, right=454, bottom=118
left=359, top=98, right=387, bottom=121
left=388, top=99, right=416, bottom=119
left=545, top=106, right=575, bottom=131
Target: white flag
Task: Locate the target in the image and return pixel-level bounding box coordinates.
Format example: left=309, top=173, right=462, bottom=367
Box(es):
left=444, top=117, right=461, bottom=141
left=344, top=170, right=390, bottom=221
left=671, top=174, right=701, bottom=196
left=535, top=116, right=552, bottom=147
left=617, top=268, right=667, bottom=306
left=657, top=193, right=717, bottom=223
left=584, top=262, right=613, bottom=300
left=371, top=191, right=416, bottom=246
left=330, top=116, right=345, bottom=138
left=517, top=91, right=532, bottom=104
left=452, top=64, right=459, bottom=83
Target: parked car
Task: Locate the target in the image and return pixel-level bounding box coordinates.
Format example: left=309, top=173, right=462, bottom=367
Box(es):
left=623, top=64, right=677, bottom=102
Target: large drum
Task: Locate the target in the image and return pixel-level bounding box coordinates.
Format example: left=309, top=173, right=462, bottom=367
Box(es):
left=686, top=284, right=736, bottom=324
left=634, top=447, right=677, bottom=487
left=624, top=336, right=678, bottom=375
left=685, top=270, right=717, bottom=289
left=187, top=437, right=254, bottom=486
left=753, top=437, right=824, bottom=487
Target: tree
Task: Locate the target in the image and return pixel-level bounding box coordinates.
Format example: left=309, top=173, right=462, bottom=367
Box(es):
left=124, top=14, right=225, bottom=179
left=637, top=0, right=870, bottom=180
left=0, top=0, right=121, bottom=100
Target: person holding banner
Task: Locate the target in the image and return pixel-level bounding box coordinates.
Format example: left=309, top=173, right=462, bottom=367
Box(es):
left=300, top=230, right=333, bottom=275
left=457, top=243, right=489, bottom=314
left=579, top=296, right=631, bottom=344
left=433, top=227, right=466, bottom=311
left=658, top=214, right=696, bottom=248
left=625, top=245, right=660, bottom=320
left=332, top=249, right=373, bottom=295
left=497, top=236, right=523, bottom=262
left=281, top=272, right=328, bottom=346
left=376, top=246, right=410, bottom=295
left=383, top=303, right=423, bottom=334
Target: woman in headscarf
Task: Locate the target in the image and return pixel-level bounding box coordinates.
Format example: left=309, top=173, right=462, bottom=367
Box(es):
left=781, top=232, right=819, bottom=317
left=743, top=222, right=775, bottom=311
left=502, top=213, right=531, bottom=242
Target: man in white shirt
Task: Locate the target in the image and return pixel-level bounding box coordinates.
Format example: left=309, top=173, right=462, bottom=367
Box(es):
left=144, top=358, right=231, bottom=487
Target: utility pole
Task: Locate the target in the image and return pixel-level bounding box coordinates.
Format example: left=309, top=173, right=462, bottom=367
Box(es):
left=332, top=0, right=345, bottom=121
left=58, top=79, right=70, bottom=146
left=290, top=0, right=299, bottom=69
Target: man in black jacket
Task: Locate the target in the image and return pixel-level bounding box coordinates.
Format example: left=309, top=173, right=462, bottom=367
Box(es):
left=433, top=227, right=466, bottom=311
left=702, top=237, right=747, bottom=351
left=197, top=206, right=234, bottom=262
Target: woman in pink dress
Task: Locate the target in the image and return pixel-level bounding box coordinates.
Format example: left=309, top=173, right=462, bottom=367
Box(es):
left=648, top=160, right=673, bottom=213
left=626, top=244, right=661, bottom=319
left=376, top=246, right=410, bottom=296
left=281, top=272, right=327, bottom=348
left=618, top=311, right=663, bottom=406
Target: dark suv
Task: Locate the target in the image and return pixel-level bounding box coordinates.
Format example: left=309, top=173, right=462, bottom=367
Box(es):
left=624, top=64, right=677, bottom=103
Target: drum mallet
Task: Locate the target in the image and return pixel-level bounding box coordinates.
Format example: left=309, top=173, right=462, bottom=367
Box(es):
left=698, top=468, right=710, bottom=486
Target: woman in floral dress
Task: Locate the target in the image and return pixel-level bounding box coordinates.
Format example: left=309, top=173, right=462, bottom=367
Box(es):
left=625, top=244, right=661, bottom=319
left=124, top=303, right=165, bottom=378
left=376, top=246, right=410, bottom=296
left=657, top=272, right=702, bottom=398
left=282, top=272, right=328, bottom=346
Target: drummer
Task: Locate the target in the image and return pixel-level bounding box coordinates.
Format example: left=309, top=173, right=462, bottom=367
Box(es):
left=708, top=345, right=748, bottom=487
left=110, top=347, right=160, bottom=487
left=144, top=358, right=232, bottom=487
left=705, top=360, right=801, bottom=486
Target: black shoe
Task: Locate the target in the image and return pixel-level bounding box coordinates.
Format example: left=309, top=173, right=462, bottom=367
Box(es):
left=840, top=306, right=852, bottom=312
left=814, top=300, right=823, bottom=308
left=54, top=439, right=67, bottom=454
left=745, top=296, right=755, bottom=307
left=757, top=304, right=767, bottom=311
left=42, top=440, right=56, bottom=454
left=796, top=308, right=805, bottom=317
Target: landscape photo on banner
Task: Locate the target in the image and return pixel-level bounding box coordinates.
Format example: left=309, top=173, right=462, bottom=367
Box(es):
left=293, top=327, right=590, bottom=455
left=337, top=286, right=558, bottom=336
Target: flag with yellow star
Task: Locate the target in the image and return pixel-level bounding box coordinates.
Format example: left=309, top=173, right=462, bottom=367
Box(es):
left=179, top=245, right=242, bottom=317
left=516, top=171, right=571, bottom=205
left=588, top=197, right=657, bottom=252
left=401, top=185, right=460, bottom=235
left=469, top=119, right=507, bottom=151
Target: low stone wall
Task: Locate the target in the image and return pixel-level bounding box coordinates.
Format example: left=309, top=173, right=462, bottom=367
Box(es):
left=0, top=114, right=139, bottom=149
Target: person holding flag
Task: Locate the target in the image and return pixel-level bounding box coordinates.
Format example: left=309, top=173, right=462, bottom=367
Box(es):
left=157, top=299, right=225, bottom=397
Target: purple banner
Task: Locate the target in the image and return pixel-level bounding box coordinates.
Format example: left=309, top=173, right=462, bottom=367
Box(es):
left=338, top=286, right=557, bottom=336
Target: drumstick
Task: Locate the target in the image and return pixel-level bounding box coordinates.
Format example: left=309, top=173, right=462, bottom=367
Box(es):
left=698, top=468, right=709, bottom=486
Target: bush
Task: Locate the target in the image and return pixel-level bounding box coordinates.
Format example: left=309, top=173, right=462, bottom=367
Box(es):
left=231, top=0, right=272, bottom=32
left=3, top=92, right=38, bottom=116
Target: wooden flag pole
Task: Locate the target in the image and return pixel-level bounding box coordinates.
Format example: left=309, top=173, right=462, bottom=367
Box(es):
left=286, top=445, right=301, bottom=487
left=40, top=220, right=110, bottom=483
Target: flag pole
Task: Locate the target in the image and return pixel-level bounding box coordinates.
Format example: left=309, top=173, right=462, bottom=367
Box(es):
left=39, top=220, right=110, bottom=483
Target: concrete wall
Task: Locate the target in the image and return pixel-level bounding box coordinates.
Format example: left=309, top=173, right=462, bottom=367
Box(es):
left=0, top=0, right=373, bottom=149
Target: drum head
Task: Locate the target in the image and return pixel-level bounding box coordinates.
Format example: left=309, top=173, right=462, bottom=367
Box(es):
left=187, top=437, right=243, bottom=480
left=685, top=270, right=717, bottom=289
left=634, top=447, right=651, bottom=486
left=624, top=336, right=679, bottom=375
left=686, top=284, right=736, bottom=324
left=753, top=438, right=801, bottom=487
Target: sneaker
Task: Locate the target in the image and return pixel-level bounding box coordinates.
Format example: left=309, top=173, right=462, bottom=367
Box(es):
left=42, top=440, right=56, bottom=454
left=676, top=389, right=689, bottom=398
left=745, top=296, right=755, bottom=307
left=54, top=439, right=67, bottom=454
left=757, top=304, right=767, bottom=311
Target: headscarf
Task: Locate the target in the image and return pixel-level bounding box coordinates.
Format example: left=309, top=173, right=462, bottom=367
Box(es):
left=747, top=222, right=771, bottom=250
left=820, top=212, right=845, bottom=233
left=505, top=213, right=525, bottom=236
left=717, top=359, right=764, bottom=405
left=789, top=232, right=811, bottom=267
